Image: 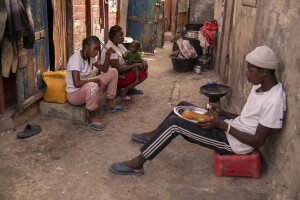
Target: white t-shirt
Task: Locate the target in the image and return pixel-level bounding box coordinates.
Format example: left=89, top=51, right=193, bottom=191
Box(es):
left=225, top=83, right=286, bottom=154
left=100, top=40, right=127, bottom=68
left=65, top=51, right=97, bottom=93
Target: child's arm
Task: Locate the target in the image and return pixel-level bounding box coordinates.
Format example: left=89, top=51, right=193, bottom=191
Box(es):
left=123, top=51, right=129, bottom=60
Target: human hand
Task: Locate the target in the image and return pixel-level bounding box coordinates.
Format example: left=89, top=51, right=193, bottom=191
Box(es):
left=141, top=60, right=148, bottom=71
left=97, top=79, right=106, bottom=92
left=197, top=115, right=223, bottom=129
left=206, top=103, right=222, bottom=116
left=107, top=47, right=116, bottom=55
left=135, top=63, right=143, bottom=69
left=130, top=58, right=135, bottom=63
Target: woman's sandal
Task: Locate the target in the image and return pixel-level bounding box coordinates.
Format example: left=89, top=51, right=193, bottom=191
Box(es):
left=122, top=96, right=134, bottom=103
left=86, top=122, right=104, bottom=131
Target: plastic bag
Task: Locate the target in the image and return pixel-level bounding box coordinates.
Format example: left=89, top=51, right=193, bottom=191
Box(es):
left=176, top=38, right=198, bottom=59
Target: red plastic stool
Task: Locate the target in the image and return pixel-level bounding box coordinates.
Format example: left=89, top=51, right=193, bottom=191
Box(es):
left=213, top=149, right=261, bottom=178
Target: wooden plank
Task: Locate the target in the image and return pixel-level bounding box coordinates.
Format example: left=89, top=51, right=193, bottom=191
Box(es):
left=35, top=31, right=41, bottom=40
left=22, top=88, right=45, bottom=110
left=128, top=16, right=157, bottom=24
left=86, top=0, right=91, bottom=36
left=0, top=69, right=5, bottom=114
left=99, top=0, right=104, bottom=29
left=116, top=0, right=121, bottom=25
left=40, top=30, right=46, bottom=39
left=104, top=0, right=109, bottom=43
left=66, top=0, right=74, bottom=61
left=219, top=0, right=235, bottom=81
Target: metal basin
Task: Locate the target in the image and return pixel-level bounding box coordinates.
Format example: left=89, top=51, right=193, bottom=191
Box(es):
left=200, top=84, right=231, bottom=103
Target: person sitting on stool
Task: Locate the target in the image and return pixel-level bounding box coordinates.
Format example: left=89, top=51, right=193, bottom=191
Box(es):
left=109, top=46, right=286, bottom=176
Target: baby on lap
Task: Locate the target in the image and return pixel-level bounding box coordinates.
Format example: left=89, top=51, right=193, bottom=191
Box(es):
left=119, top=40, right=143, bottom=83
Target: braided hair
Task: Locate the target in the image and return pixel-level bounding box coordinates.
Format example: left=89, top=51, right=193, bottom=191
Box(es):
left=109, top=25, right=122, bottom=41
left=82, top=36, right=101, bottom=64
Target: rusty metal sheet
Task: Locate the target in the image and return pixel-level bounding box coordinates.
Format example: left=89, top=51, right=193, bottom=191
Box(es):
left=127, top=0, right=159, bottom=53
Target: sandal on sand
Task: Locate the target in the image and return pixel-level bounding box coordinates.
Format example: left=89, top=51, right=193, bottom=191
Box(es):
left=128, top=88, right=143, bottom=95
left=109, top=162, right=144, bottom=176
left=122, top=96, right=134, bottom=104
left=17, top=124, right=41, bottom=138
left=103, top=104, right=127, bottom=112
left=86, top=122, right=104, bottom=131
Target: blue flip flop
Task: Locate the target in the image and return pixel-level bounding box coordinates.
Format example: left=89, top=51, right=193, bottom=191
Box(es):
left=103, top=104, right=127, bottom=112
left=86, top=122, right=104, bottom=131
left=109, top=162, right=144, bottom=176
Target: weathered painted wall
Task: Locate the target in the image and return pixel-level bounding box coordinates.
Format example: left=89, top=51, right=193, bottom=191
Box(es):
left=214, top=0, right=300, bottom=199
left=120, top=0, right=129, bottom=36
left=189, top=0, right=215, bottom=24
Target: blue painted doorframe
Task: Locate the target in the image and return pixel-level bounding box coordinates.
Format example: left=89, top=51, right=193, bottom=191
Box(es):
left=126, top=0, right=159, bottom=53
left=17, top=0, right=49, bottom=110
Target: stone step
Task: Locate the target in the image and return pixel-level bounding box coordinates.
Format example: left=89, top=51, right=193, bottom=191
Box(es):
left=39, top=92, right=106, bottom=122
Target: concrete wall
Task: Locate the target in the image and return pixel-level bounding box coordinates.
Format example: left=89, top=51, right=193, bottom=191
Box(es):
left=214, top=0, right=300, bottom=199
left=120, top=0, right=129, bottom=36
left=189, top=0, right=215, bottom=24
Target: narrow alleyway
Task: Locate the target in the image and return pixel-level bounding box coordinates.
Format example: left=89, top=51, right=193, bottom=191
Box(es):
left=0, top=42, right=273, bottom=200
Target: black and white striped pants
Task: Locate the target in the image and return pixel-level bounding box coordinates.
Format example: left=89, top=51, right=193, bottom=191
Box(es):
left=140, top=101, right=234, bottom=160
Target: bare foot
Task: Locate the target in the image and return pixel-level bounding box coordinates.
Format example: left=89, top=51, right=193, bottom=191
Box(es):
left=105, top=101, right=126, bottom=111
left=124, top=154, right=147, bottom=170
left=143, top=129, right=157, bottom=139
left=88, top=110, right=104, bottom=129
left=87, top=118, right=104, bottom=129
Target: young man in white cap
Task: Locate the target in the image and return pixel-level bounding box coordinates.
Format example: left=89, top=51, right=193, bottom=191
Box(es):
left=109, top=46, right=286, bottom=176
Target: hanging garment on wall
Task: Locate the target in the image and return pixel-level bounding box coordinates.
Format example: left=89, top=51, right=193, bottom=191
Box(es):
left=198, top=32, right=209, bottom=48
left=0, top=0, right=7, bottom=47
left=4, top=0, right=35, bottom=49
left=1, top=37, right=18, bottom=78
left=199, top=20, right=218, bottom=48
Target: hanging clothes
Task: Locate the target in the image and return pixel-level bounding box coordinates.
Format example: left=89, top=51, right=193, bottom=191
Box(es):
left=0, top=0, right=7, bottom=47
left=4, top=0, right=35, bottom=49
left=199, top=20, right=218, bottom=48
left=1, top=37, right=18, bottom=78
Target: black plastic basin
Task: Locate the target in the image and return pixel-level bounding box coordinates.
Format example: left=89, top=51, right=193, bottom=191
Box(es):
left=169, top=51, right=198, bottom=72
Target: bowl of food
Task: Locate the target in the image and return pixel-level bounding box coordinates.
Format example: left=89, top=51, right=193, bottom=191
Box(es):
left=174, top=106, right=210, bottom=123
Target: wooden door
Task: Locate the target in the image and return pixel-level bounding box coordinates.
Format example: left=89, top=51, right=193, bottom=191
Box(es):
left=17, top=0, right=49, bottom=111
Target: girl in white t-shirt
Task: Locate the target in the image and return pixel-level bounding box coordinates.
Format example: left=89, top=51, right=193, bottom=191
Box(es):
left=66, top=36, right=126, bottom=131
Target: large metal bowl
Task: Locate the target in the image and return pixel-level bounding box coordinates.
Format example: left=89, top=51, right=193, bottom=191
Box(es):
left=200, top=84, right=231, bottom=99
left=174, top=106, right=207, bottom=123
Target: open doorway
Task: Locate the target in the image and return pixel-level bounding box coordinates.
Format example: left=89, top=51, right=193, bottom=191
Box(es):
left=2, top=72, right=17, bottom=111
left=47, top=0, right=55, bottom=71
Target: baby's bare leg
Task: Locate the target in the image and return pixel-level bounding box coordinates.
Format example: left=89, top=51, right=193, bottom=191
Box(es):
left=134, top=67, right=140, bottom=82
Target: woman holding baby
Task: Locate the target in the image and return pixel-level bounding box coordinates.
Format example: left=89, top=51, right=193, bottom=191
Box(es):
left=100, top=25, right=148, bottom=103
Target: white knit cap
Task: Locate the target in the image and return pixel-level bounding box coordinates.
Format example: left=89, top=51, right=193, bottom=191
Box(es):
left=246, top=46, right=278, bottom=69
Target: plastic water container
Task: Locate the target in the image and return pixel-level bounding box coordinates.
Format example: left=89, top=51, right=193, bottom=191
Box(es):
left=42, top=70, right=67, bottom=103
